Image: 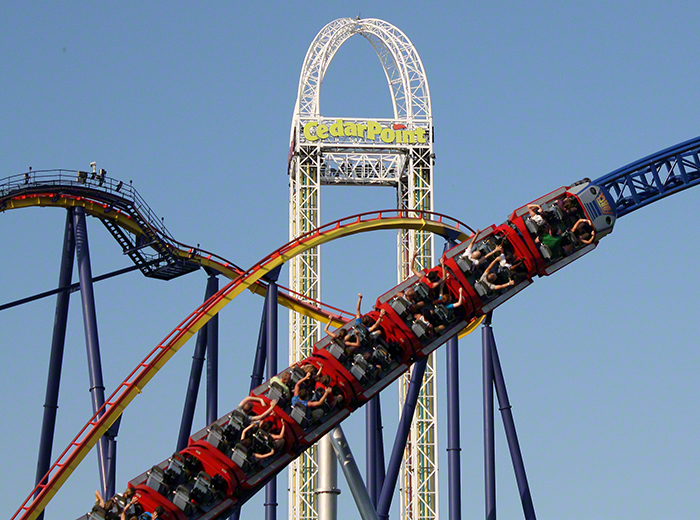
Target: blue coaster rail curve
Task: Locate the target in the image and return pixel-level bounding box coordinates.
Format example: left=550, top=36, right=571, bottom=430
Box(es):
left=593, top=135, right=700, bottom=218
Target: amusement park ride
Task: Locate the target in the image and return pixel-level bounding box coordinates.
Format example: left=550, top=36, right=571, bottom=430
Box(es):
left=5, top=16, right=700, bottom=520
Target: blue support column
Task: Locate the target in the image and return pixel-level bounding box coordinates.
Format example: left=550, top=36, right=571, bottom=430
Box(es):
left=374, top=395, right=386, bottom=496
left=205, top=272, right=219, bottom=425
left=444, top=237, right=462, bottom=520
left=446, top=332, right=462, bottom=520
left=177, top=283, right=211, bottom=451
left=264, top=273, right=279, bottom=520
left=377, top=357, right=428, bottom=520
left=233, top=283, right=275, bottom=520
left=105, top=417, right=121, bottom=497
left=367, top=395, right=386, bottom=506
left=483, top=316, right=496, bottom=520
left=265, top=280, right=278, bottom=378
left=487, top=325, right=537, bottom=520
left=73, top=207, right=111, bottom=497
left=34, top=209, right=75, bottom=520
left=107, top=442, right=117, bottom=492
left=366, top=398, right=377, bottom=506
left=249, top=305, right=267, bottom=392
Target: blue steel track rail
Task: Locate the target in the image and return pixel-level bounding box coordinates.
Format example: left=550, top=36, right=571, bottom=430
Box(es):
left=593, top=135, right=700, bottom=218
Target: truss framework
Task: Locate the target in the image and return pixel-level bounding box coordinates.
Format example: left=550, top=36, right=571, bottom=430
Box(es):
left=593, top=136, right=700, bottom=217
left=397, top=148, right=436, bottom=520
left=289, top=156, right=322, bottom=520
left=289, top=17, right=436, bottom=520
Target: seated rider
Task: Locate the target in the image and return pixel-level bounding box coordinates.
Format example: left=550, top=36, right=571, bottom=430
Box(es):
left=353, top=350, right=384, bottom=380
left=260, top=420, right=286, bottom=453
left=571, top=218, right=596, bottom=245
left=95, top=487, right=136, bottom=519
left=556, top=196, right=581, bottom=221
left=535, top=219, right=583, bottom=258
left=314, top=375, right=345, bottom=408
left=236, top=396, right=277, bottom=422
left=479, top=257, right=516, bottom=293
left=268, top=371, right=292, bottom=401
left=395, top=286, right=425, bottom=314
left=240, top=420, right=286, bottom=461
left=120, top=502, right=164, bottom=520
left=324, top=320, right=361, bottom=355
left=354, top=294, right=386, bottom=342
left=412, top=310, right=436, bottom=338
left=430, top=287, right=465, bottom=332
left=291, top=386, right=333, bottom=419
left=527, top=204, right=547, bottom=230
left=411, top=251, right=449, bottom=297
left=459, top=231, right=502, bottom=273
left=440, top=287, right=464, bottom=321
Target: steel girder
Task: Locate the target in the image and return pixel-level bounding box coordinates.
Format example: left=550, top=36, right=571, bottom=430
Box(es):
left=292, top=18, right=431, bottom=122
left=288, top=155, right=322, bottom=520
left=593, top=135, right=700, bottom=218
left=289, top=17, right=437, bottom=520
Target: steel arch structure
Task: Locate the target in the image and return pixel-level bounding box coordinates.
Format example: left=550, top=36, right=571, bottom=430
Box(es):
left=289, top=18, right=437, bottom=520
left=293, top=18, right=430, bottom=121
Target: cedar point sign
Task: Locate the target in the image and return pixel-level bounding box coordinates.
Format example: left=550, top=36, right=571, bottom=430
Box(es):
left=302, top=118, right=429, bottom=145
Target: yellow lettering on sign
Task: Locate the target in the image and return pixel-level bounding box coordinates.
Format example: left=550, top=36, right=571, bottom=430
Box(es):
left=302, top=119, right=429, bottom=145
left=344, top=122, right=357, bottom=137
left=303, top=121, right=319, bottom=142
left=329, top=119, right=344, bottom=137
left=367, top=121, right=382, bottom=140
left=380, top=128, right=395, bottom=143
left=316, top=124, right=329, bottom=139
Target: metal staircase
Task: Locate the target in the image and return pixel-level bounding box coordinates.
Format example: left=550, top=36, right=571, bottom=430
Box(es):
left=99, top=203, right=200, bottom=281
left=0, top=170, right=202, bottom=281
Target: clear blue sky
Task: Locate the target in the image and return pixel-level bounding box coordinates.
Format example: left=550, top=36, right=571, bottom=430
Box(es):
left=2, top=2, right=699, bottom=519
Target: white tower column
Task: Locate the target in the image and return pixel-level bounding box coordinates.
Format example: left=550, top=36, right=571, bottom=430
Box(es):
left=289, top=17, right=437, bottom=520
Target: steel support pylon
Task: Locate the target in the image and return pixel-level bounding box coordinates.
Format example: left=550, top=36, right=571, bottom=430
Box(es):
left=289, top=17, right=435, bottom=519
left=482, top=315, right=537, bottom=520
left=34, top=209, right=75, bottom=520
left=397, top=149, right=437, bottom=520
left=73, top=206, right=113, bottom=498
left=288, top=158, right=322, bottom=520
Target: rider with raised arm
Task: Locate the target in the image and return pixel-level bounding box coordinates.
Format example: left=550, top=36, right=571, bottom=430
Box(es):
left=354, top=293, right=386, bottom=342
left=571, top=218, right=596, bottom=245
left=459, top=230, right=502, bottom=272
left=479, top=257, right=516, bottom=293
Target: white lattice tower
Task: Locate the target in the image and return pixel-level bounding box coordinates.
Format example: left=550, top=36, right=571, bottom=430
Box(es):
left=397, top=147, right=437, bottom=520
left=288, top=153, right=322, bottom=520
left=289, top=17, right=436, bottom=520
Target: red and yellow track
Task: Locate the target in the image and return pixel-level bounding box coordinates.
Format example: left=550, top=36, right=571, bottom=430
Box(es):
left=5, top=184, right=475, bottom=520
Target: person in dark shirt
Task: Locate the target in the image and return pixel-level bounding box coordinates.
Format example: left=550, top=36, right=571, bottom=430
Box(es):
left=571, top=218, right=596, bottom=245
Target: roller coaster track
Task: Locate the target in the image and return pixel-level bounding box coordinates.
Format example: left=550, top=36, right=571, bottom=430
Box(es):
left=9, top=133, right=700, bottom=520
left=0, top=170, right=363, bottom=327
left=7, top=191, right=472, bottom=520
left=592, top=135, right=700, bottom=216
